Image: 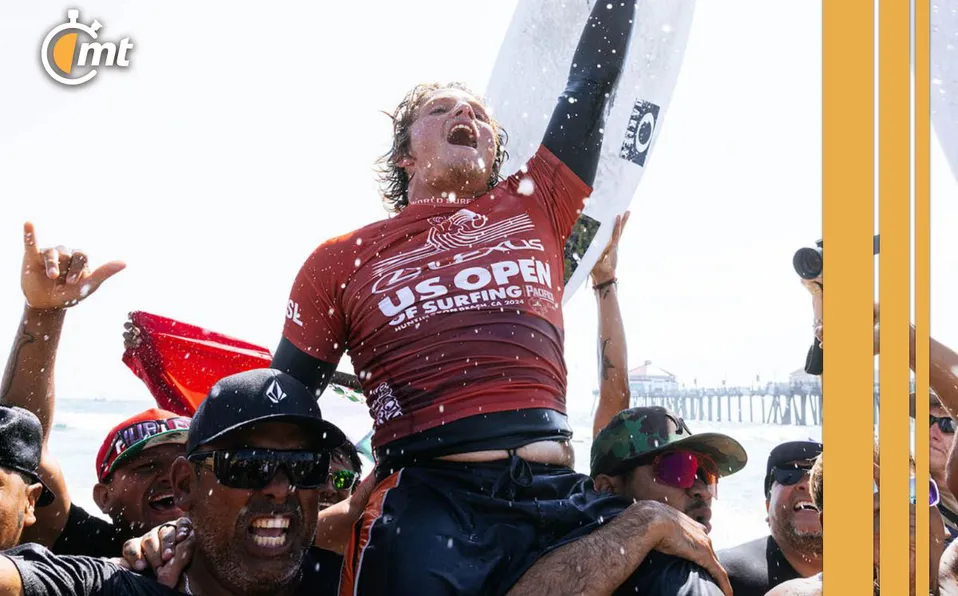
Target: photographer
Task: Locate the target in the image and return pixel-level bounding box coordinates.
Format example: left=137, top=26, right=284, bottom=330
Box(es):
left=794, top=235, right=881, bottom=374
left=799, top=274, right=824, bottom=374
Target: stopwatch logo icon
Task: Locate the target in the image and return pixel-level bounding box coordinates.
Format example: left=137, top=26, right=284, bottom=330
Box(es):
left=40, top=9, right=133, bottom=86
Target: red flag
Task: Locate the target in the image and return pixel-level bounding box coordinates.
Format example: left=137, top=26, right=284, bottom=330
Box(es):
left=122, top=311, right=272, bottom=416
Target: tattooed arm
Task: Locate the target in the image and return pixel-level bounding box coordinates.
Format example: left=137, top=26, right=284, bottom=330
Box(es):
left=1, top=308, right=64, bottom=442
left=591, top=214, right=631, bottom=437
left=2, top=223, right=124, bottom=547
left=505, top=500, right=731, bottom=596
left=2, top=307, right=73, bottom=549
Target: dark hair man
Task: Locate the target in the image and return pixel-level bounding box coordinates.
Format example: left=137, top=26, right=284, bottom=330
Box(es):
left=0, top=369, right=348, bottom=596
left=0, top=406, right=54, bottom=550
left=718, top=441, right=823, bottom=596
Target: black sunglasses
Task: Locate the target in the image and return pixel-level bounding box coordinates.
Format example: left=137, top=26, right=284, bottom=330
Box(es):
left=188, top=449, right=331, bottom=490
left=931, top=414, right=957, bottom=434
left=771, top=465, right=812, bottom=487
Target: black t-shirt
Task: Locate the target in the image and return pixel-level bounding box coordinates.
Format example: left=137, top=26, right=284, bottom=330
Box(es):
left=717, top=536, right=802, bottom=596
left=5, top=543, right=344, bottom=596
left=615, top=552, right=724, bottom=595
left=52, top=504, right=133, bottom=558
left=804, top=339, right=823, bottom=375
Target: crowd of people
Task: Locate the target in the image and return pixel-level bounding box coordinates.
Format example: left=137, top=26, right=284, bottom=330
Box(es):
left=0, top=209, right=833, bottom=596
left=0, top=1, right=947, bottom=594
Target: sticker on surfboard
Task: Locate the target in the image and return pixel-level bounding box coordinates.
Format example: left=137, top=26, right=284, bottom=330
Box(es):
left=484, top=0, right=697, bottom=300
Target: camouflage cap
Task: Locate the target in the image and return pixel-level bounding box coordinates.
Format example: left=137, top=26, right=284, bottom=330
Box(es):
left=590, top=406, right=748, bottom=478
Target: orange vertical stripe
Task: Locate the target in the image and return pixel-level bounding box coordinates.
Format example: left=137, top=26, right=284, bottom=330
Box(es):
left=914, top=0, right=931, bottom=593
left=822, top=0, right=875, bottom=593
left=878, top=0, right=911, bottom=592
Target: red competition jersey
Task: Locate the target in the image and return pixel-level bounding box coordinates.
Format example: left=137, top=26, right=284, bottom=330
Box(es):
left=283, top=146, right=590, bottom=449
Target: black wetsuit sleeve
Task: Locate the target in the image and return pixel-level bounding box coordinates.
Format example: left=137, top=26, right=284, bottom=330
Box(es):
left=272, top=337, right=339, bottom=398
left=543, top=0, right=638, bottom=186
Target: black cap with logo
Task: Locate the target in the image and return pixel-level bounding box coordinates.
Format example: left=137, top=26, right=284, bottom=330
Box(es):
left=764, top=440, right=823, bottom=498
left=187, top=369, right=347, bottom=455
left=0, top=406, right=55, bottom=506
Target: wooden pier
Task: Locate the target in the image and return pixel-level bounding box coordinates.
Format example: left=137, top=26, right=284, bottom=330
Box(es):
left=611, top=382, right=851, bottom=427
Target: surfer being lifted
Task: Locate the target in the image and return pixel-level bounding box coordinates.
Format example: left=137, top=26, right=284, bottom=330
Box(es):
left=273, top=2, right=724, bottom=594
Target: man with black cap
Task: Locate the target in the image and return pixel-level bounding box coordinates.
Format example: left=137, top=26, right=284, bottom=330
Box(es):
left=717, top=440, right=823, bottom=596
left=0, top=405, right=55, bottom=550
left=0, top=369, right=347, bottom=595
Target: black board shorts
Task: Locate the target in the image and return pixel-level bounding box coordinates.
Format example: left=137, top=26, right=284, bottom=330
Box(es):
left=339, top=454, right=634, bottom=596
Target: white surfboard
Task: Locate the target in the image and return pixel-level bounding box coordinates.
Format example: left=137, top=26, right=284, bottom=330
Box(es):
left=484, top=0, right=697, bottom=302
left=932, top=0, right=958, bottom=183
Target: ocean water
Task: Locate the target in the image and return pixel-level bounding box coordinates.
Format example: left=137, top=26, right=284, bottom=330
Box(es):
left=49, top=398, right=822, bottom=552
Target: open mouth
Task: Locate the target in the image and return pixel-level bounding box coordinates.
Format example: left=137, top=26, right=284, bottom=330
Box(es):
left=148, top=492, right=176, bottom=512
left=249, top=515, right=291, bottom=549
left=793, top=500, right=818, bottom=513
left=447, top=123, right=478, bottom=149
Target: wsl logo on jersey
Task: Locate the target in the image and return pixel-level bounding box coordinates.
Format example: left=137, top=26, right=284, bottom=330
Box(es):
left=619, top=100, right=660, bottom=167
left=41, top=9, right=133, bottom=86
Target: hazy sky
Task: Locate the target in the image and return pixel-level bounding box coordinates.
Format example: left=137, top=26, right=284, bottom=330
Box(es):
left=0, top=1, right=951, bottom=419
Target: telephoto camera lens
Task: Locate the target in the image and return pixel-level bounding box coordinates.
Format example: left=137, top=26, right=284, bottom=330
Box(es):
left=792, top=247, right=823, bottom=280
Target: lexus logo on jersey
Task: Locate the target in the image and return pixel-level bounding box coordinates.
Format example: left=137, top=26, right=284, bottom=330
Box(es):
left=265, top=379, right=287, bottom=403
left=619, top=100, right=660, bottom=167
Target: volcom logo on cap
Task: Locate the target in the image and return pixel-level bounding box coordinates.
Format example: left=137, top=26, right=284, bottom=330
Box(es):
left=265, top=379, right=287, bottom=404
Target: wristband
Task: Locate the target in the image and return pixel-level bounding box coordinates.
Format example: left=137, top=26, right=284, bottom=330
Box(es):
left=593, top=278, right=617, bottom=291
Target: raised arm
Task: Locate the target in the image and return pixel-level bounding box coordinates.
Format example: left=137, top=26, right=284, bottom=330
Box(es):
left=542, top=0, right=638, bottom=186
left=1, top=223, right=125, bottom=547
left=590, top=213, right=631, bottom=437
